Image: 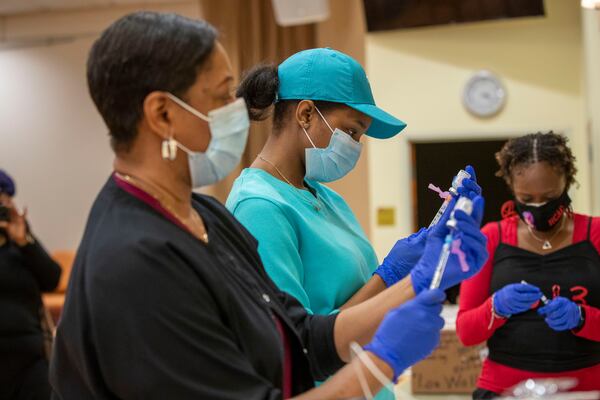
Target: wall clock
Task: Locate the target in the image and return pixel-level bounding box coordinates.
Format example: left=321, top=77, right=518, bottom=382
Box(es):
left=463, top=70, right=506, bottom=118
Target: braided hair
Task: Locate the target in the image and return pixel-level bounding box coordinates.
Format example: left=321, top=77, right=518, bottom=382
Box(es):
left=496, top=131, right=577, bottom=219
left=496, top=131, right=577, bottom=190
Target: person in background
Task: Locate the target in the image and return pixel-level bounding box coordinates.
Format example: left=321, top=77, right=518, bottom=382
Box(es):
left=0, top=170, right=62, bottom=400
left=50, top=12, right=489, bottom=399
left=228, top=50, right=481, bottom=399
left=456, top=132, right=600, bottom=399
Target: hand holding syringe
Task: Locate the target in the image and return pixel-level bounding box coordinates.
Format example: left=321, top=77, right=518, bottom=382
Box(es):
left=430, top=197, right=474, bottom=289
left=409, top=194, right=488, bottom=294
left=374, top=167, right=478, bottom=289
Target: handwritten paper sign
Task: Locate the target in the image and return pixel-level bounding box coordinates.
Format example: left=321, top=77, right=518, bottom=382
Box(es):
left=411, top=330, right=485, bottom=394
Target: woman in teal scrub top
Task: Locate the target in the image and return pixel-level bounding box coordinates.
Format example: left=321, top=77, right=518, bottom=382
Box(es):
left=227, top=48, right=479, bottom=397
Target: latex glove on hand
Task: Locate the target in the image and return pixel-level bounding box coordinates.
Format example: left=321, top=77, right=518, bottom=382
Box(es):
left=538, top=297, right=583, bottom=331
left=374, top=227, right=429, bottom=287
left=494, top=283, right=542, bottom=317
left=364, top=289, right=446, bottom=382
left=410, top=195, right=488, bottom=294
left=456, top=165, right=482, bottom=200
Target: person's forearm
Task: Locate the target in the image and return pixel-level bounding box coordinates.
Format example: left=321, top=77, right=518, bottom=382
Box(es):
left=334, top=275, right=416, bottom=362
left=456, top=296, right=506, bottom=346
left=339, top=275, right=387, bottom=311
left=20, top=237, right=62, bottom=291
left=575, top=305, right=600, bottom=342
left=292, top=352, right=393, bottom=400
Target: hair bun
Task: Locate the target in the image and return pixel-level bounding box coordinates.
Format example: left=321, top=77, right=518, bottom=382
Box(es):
left=237, top=64, right=279, bottom=121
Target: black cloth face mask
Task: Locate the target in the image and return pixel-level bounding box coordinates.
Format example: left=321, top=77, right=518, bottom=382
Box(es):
left=515, top=191, right=571, bottom=232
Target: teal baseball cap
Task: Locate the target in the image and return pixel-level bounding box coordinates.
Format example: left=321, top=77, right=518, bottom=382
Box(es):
left=277, top=48, right=406, bottom=139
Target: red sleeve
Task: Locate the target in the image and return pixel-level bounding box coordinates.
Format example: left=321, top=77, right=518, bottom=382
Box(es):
left=589, top=216, right=600, bottom=255
left=575, top=305, right=600, bottom=342
left=574, top=217, right=600, bottom=342
left=456, top=222, right=508, bottom=346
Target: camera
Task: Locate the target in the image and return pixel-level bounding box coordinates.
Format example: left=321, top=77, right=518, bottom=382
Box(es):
left=0, top=204, right=9, bottom=222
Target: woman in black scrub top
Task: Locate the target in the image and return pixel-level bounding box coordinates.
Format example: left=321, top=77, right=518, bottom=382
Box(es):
left=50, top=12, right=488, bottom=399
left=0, top=171, right=62, bottom=400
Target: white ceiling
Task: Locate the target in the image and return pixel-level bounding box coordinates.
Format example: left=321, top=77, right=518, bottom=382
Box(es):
left=0, top=0, right=190, bottom=16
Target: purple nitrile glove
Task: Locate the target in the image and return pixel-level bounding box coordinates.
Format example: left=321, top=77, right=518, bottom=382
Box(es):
left=456, top=165, right=482, bottom=200
left=410, top=195, right=488, bottom=294
left=538, top=297, right=583, bottom=331
left=494, top=283, right=542, bottom=317
left=364, top=289, right=446, bottom=382
left=374, top=227, right=429, bottom=287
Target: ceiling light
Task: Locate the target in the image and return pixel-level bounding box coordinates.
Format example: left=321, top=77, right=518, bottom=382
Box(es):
left=582, top=0, right=600, bottom=10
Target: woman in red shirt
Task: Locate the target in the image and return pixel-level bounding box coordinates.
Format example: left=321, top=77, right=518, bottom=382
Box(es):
left=457, top=131, right=600, bottom=399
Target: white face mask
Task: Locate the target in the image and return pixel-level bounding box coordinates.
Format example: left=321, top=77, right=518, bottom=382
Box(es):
left=302, top=107, right=363, bottom=183
left=166, top=94, right=250, bottom=188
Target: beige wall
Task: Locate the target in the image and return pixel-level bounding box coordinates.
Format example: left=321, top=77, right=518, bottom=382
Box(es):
left=5, top=0, right=591, bottom=256
left=583, top=8, right=600, bottom=215
left=365, top=0, right=588, bottom=258
left=0, top=2, right=203, bottom=251
left=0, top=0, right=374, bottom=251
left=317, top=0, right=371, bottom=237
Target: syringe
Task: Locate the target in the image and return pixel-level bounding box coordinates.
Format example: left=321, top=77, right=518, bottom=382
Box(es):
left=520, top=280, right=550, bottom=305
left=430, top=197, right=474, bottom=290
left=428, top=169, right=471, bottom=228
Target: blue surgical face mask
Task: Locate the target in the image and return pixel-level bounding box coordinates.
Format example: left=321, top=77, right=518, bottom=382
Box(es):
left=166, top=94, right=250, bottom=188
left=302, top=107, right=363, bottom=183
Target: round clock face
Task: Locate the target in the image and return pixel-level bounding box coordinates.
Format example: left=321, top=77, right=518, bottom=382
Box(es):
left=463, top=71, right=506, bottom=118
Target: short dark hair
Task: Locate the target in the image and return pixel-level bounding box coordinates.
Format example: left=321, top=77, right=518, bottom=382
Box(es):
left=236, top=63, right=342, bottom=133
left=496, top=131, right=578, bottom=190
left=87, top=12, right=217, bottom=152
left=0, top=170, right=15, bottom=197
